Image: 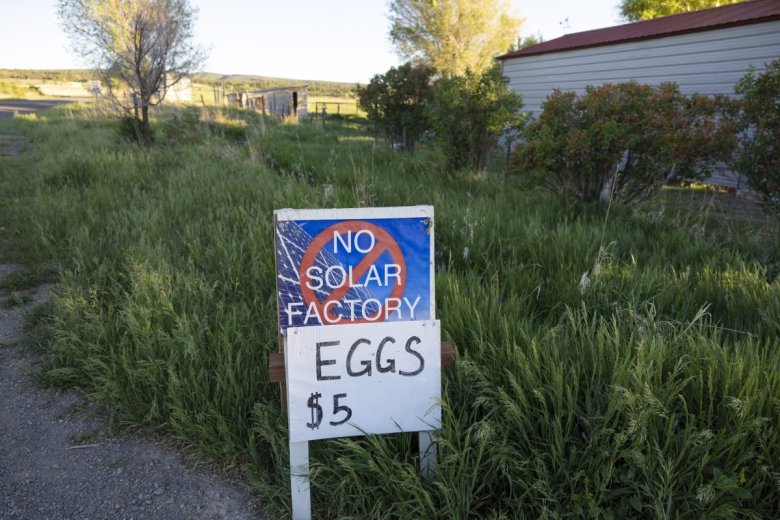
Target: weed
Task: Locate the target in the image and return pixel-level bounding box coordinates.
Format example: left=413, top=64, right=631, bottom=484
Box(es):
left=70, top=429, right=100, bottom=445
left=1, top=104, right=778, bottom=518
left=0, top=266, right=56, bottom=291
left=1, top=291, right=33, bottom=309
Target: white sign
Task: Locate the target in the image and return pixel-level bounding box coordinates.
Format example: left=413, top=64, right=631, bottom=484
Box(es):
left=285, top=320, right=441, bottom=442
left=88, top=80, right=102, bottom=95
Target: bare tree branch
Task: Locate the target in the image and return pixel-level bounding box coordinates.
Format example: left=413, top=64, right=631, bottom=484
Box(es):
left=58, top=0, right=205, bottom=144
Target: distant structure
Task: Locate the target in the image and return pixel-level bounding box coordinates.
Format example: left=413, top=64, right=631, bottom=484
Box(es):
left=236, top=86, right=308, bottom=119
left=161, top=76, right=192, bottom=103
left=497, top=0, right=780, bottom=191
left=497, top=0, right=779, bottom=116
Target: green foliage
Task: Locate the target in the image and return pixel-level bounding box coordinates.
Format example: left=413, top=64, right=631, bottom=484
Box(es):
left=357, top=62, right=435, bottom=151
left=58, top=0, right=204, bottom=145
left=0, top=81, right=40, bottom=98
left=0, top=68, right=92, bottom=82
left=731, top=59, right=780, bottom=216
left=428, top=65, right=524, bottom=172
left=1, top=104, right=779, bottom=518
left=389, top=0, right=522, bottom=76
left=512, top=82, right=736, bottom=203
left=619, top=0, right=746, bottom=21
left=116, top=116, right=146, bottom=143
left=1, top=291, right=34, bottom=309
left=507, top=32, right=545, bottom=53
left=0, top=266, right=57, bottom=291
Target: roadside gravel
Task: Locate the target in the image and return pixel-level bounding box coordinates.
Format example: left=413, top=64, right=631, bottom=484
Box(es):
left=0, top=264, right=266, bottom=519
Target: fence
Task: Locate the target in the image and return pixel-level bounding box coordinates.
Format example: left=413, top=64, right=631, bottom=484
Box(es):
left=310, top=100, right=362, bottom=116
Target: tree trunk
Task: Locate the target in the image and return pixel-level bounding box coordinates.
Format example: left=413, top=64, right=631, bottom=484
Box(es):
left=140, top=103, right=151, bottom=145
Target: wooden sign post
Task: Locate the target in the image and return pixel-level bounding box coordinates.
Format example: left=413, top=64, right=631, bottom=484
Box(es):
left=271, top=206, right=447, bottom=520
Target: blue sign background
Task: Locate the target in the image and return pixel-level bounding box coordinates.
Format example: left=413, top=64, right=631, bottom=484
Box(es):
left=275, top=216, right=431, bottom=329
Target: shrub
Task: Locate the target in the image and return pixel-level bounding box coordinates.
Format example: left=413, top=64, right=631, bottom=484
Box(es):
left=117, top=115, right=147, bottom=143
left=512, top=82, right=736, bottom=203
left=731, top=59, right=780, bottom=215
left=357, top=62, right=435, bottom=151
left=0, top=81, right=39, bottom=98
left=428, top=65, right=525, bottom=172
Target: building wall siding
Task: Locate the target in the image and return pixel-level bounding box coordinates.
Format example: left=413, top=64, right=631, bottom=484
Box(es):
left=239, top=87, right=308, bottom=120
left=503, top=20, right=780, bottom=117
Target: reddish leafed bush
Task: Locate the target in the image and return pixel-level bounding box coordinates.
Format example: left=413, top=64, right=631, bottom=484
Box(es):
left=511, top=82, right=736, bottom=203
left=731, top=59, right=780, bottom=216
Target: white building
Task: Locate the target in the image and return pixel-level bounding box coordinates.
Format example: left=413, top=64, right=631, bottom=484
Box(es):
left=497, top=0, right=780, bottom=119
left=162, top=76, right=192, bottom=103
left=238, top=86, right=308, bottom=120
left=496, top=0, right=780, bottom=190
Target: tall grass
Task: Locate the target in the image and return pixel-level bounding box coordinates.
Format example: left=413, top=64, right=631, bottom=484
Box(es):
left=0, top=80, right=41, bottom=98
left=1, top=105, right=778, bottom=518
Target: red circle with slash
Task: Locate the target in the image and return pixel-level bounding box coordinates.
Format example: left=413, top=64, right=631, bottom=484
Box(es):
left=299, top=221, right=407, bottom=324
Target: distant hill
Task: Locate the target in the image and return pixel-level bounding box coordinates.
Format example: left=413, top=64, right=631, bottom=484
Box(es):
left=0, top=69, right=93, bottom=82
left=0, top=69, right=358, bottom=98
left=194, top=72, right=358, bottom=97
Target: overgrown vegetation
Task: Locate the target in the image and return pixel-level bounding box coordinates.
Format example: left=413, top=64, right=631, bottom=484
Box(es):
left=0, top=69, right=93, bottom=82
left=359, top=62, right=522, bottom=172
left=619, top=0, right=745, bottom=22
left=429, top=65, right=524, bottom=172
left=388, top=0, right=522, bottom=76
left=58, top=0, right=204, bottom=145
left=0, top=81, right=42, bottom=99
left=357, top=62, right=435, bottom=151
left=731, top=58, right=780, bottom=216
left=511, top=82, right=736, bottom=203
left=1, top=104, right=779, bottom=518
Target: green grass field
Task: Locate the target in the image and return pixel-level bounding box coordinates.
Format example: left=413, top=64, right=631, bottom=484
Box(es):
left=1, top=104, right=779, bottom=518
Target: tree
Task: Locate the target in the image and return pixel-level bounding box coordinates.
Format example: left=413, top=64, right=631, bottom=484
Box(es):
left=58, top=0, right=204, bottom=144
left=357, top=63, right=436, bottom=151
left=619, top=0, right=746, bottom=22
left=389, top=0, right=522, bottom=77
left=507, top=33, right=545, bottom=53
left=428, top=65, right=524, bottom=172
left=731, top=60, right=780, bottom=216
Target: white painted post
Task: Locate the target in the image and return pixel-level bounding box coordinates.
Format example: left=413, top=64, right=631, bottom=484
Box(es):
left=419, top=431, right=436, bottom=482
left=289, top=440, right=311, bottom=520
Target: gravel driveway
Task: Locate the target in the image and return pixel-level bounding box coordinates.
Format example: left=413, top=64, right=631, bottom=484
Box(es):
left=0, top=99, right=81, bottom=121
left=0, top=264, right=266, bottom=519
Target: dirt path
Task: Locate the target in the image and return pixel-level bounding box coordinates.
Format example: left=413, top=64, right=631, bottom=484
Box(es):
left=0, top=99, right=81, bottom=121
left=0, top=264, right=265, bottom=519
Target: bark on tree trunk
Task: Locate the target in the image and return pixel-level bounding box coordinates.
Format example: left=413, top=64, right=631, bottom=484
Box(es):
left=141, top=103, right=151, bottom=145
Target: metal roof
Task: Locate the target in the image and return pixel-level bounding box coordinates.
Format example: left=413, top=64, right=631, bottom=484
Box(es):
left=497, top=0, right=780, bottom=60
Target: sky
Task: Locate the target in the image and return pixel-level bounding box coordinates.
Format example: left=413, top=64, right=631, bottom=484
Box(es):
left=0, top=0, right=624, bottom=84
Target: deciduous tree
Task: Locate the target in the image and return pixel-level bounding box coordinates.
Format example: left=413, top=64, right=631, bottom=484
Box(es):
left=508, top=33, right=545, bottom=53
left=357, top=63, right=436, bottom=151
left=58, top=0, right=204, bottom=144
left=619, top=0, right=745, bottom=22
left=389, top=0, right=522, bottom=76
left=428, top=65, right=525, bottom=172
